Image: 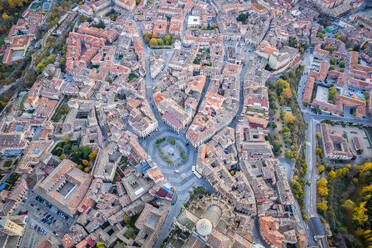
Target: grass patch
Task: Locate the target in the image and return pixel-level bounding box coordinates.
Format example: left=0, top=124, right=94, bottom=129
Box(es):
left=3, top=160, right=12, bottom=168
left=51, top=96, right=70, bottom=122
left=128, top=73, right=139, bottom=81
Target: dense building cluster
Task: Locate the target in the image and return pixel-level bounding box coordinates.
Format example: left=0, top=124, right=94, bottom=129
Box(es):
left=0, top=0, right=370, bottom=247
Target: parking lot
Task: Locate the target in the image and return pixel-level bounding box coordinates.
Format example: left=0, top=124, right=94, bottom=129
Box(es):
left=17, top=192, right=75, bottom=240
left=19, top=221, right=46, bottom=248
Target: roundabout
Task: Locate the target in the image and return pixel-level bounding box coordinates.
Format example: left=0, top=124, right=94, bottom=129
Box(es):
left=155, top=136, right=187, bottom=167
left=141, top=128, right=198, bottom=191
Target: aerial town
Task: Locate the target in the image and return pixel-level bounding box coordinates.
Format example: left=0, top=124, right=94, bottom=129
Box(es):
left=0, top=0, right=371, bottom=247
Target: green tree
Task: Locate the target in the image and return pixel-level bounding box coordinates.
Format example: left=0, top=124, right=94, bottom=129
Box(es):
left=106, top=76, right=113, bottom=83
left=89, top=150, right=97, bottom=161
left=164, top=34, right=171, bottom=43
left=339, top=60, right=345, bottom=68
left=328, top=87, right=337, bottom=102
left=342, top=199, right=356, bottom=212
left=316, top=132, right=321, bottom=140
left=81, top=146, right=91, bottom=159
left=290, top=178, right=304, bottom=201
left=330, top=57, right=337, bottom=65
left=157, top=38, right=164, bottom=46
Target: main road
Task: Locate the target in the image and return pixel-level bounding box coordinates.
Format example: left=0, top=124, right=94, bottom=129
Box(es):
left=132, top=16, right=216, bottom=248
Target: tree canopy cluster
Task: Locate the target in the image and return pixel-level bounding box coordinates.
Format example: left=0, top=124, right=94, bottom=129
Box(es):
left=143, top=32, right=174, bottom=47
left=321, top=162, right=372, bottom=247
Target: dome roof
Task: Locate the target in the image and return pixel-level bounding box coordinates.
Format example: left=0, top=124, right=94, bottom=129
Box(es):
left=196, top=218, right=212, bottom=236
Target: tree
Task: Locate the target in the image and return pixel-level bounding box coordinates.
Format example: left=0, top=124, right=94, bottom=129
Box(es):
left=290, top=178, right=304, bottom=201
left=318, top=185, right=328, bottom=197
left=236, top=12, right=249, bottom=24
left=317, top=177, right=328, bottom=197
left=317, top=200, right=328, bottom=211
left=164, top=34, right=171, bottom=43
left=2, top=12, right=8, bottom=20
left=106, top=76, right=113, bottom=83
left=8, top=0, right=17, bottom=8
left=336, top=168, right=346, bottom=177
left=63, top=143, right=72, bottom=154
left=285, top=150, right=293, bottom=159
left=96, top=242, right=105, bottom=248
left=328, top=87, right=337, bottom=101
left=36, top=62, right=46, bottom=73
left=316, top=147, right=322, bottom=156
left=316, top=132, right=321, bottom=140
left=342, top=199, right=356, bottom=212
left=230, top=170, right=235, bottom=176
left=318, top=165, right=325, bottom=173
left=157, top=38, right=164, bottom=46
left=317, top=177, right=328, bottom=187
left=360, top=162, right=372, bottom=174
left=124, top=215, right=131, bottom=224
left=325, top=44, right=337, bottom=52
left=339, top=60, right=345, bottom=68
left=62, top=135, right=70, bottom=143
left=82, top=160, right=89, bottom=166
left=149, top=38, right=158, bottom=47
left=353, top=201, right=369, bottom=225
left=330, top=57, right=337, bottom=65
left=329, top=170, right=336, bottom=179
left=284, top=112, right=296, bottom=124
left=81, top=145, right=91, bottom=159
left=89, top=150, right=97, bottom=161
left=361, top=184, right=372, bottom=194
left=84, top=167, right=90, bottom=173
left=288, top=37, right=298, bottom=48
left=143, top=33, right=150, bottom=43
left=281, top=88, right=293, bottom=103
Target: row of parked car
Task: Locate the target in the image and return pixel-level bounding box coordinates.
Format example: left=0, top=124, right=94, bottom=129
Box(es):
left=31, top=223, right=47, bottom=235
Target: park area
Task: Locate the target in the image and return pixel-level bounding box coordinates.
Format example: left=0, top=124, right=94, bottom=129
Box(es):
left=51, top=136, right=97, bottom=173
